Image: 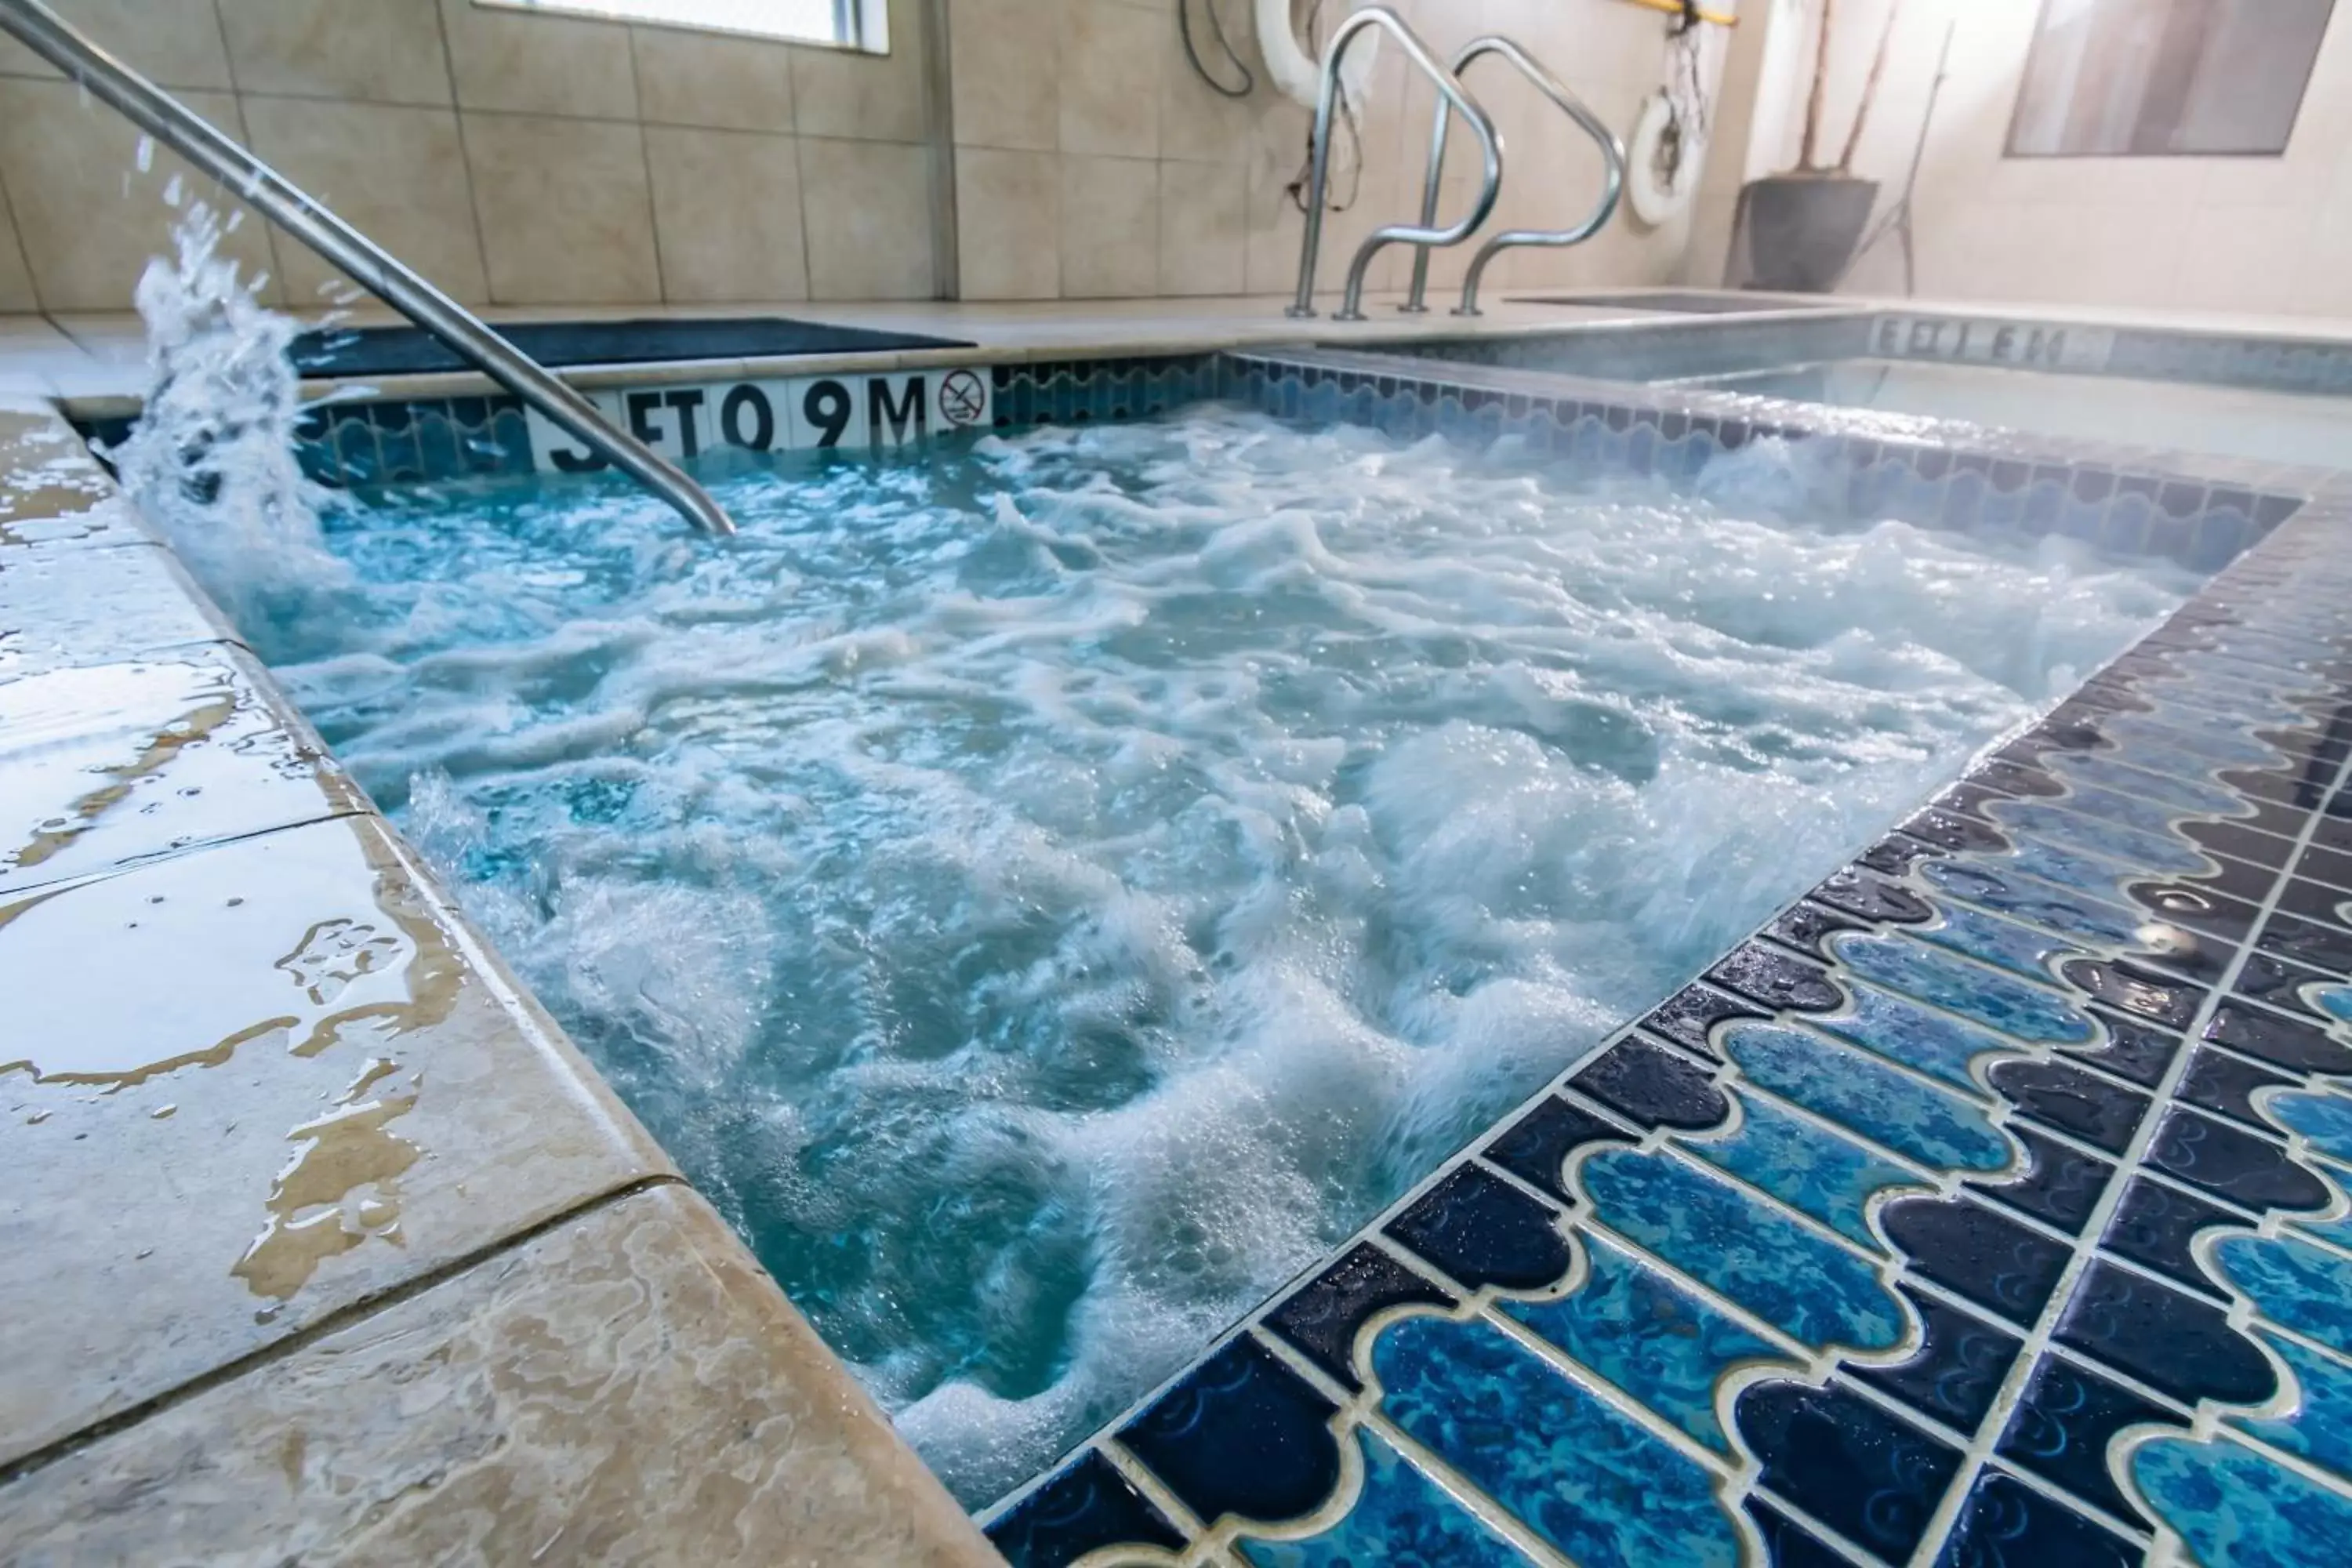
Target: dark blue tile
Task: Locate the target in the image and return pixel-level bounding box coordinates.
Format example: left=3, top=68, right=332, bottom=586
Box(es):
left=1745, top=1500, right=1850, bottom=1568
left=1483, top=1094, right=1631, bottom=1205
left=2146, top=1108, right=2332, bottom=1211
left=1813, top=866, right=1936, bottom=923
left=1263, top=1244, right=1454, bottom=1391
left=2183, top=818, right=2297, bottom=871
left=2059, top=1011, right=2180, bottom=1089
left=2179, top=1047, right=2299, bottom=1131
left=1903, top=806, right=2013, bottom=855
left=2055, top=1259, right=2277, bottom=1406
left=1853, top=1285, right=2023, bottom=1432
left=1738, top=1381, right=1961, bottom=1560
left=1383, top=1166, right=1570, bottom=1292
left=2231, top=948, right=2342, bottom=1022
left=2302, top=842, right=2352, bottom=892
left=989, top=1450, right=1186, bottom=1568
left=1997, top=1355, right=2181, bottom=1526
left=1766, top=899, right=1874, bottom=959
left=1235, top=1428, right=1537, bottom=1568
left=1861, top=834, right=1945, bottom=877
left=1704, top=942, right=1846, bottom=1012
left=2276, top=877, right=2352, bottom=931
left=1987, top=1060, right=2150, bottom=1154
left=1120, top=1337, right=1341, bottom=1528
left=2057, top=959, right=2205, bottom=1030
left=1569, top=1035, right=1727, bottom=1131
left=2205, top=1000, right=2352, bottom=1073
left=1883, top=1196, right=2072, bottom=1327
left=2101, top=1175, right=2251, bottom=1298
left=1969, top=1126, right=2113, bottom=1234
left=1935, top=1469, right=2137, bottom=1568
left=2259, top=910, right=2352, bottom=978
left=1639, top=983, right=1766, bottom=1060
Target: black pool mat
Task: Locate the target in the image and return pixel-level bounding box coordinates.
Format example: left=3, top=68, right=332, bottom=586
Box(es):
left=290, top=317, right=976, bottom=377
left=1508, top=290, right=1842, bottom=314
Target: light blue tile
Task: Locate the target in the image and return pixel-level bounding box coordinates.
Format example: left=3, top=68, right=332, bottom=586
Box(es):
left=2216, top=1234, right=2352, bottom=1360
left=2314, top=985, right=2352, bottom=1023
left=1915, top=902, right=2089, bottom=983
left=1816, top=984, right=2009, bottom=1091
left=1582, top=1148, right=1905, bottom=1352
left=1920, top=862, right=2144, bottom=949
left=2230, top=1330, right=2352, bottom=1483
left=1962, top=840, right=2143, bottom=906
left=2268, top=1089, right=2352, bottom=1165
left=1988, top=800, right=2210, bottom=876
left=1722, top=1023, right=2010, bottom=1172
left=1501, top=1233, right=1782, bottom=1454
left=2106, top=713, right=2293, bottom=771
left=1686, top=1090, right=1926, bottom=1245
left=1374, top=1317, right=1743, bottom=1568
left=1238, top=1428, right=1538, bottom=1568
left=2040, top=780, right=2201, bottom=841
left=2133, top=1435, right=2352, bottom=1568
left=1829, top=932, right=2096, bottom=1044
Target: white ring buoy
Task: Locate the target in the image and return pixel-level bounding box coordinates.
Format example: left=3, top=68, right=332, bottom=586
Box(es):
left=1627, top=92, right=1703, bottom=227
left=1254, top=0, right=1381, bottom=113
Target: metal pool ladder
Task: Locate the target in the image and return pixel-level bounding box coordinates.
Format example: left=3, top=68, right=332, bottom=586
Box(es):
left=1400, top=37, right=1627, bottom=318
left=1288, top=6, right=1501, bottom=323
left=0, top=0, right=736, bottom=536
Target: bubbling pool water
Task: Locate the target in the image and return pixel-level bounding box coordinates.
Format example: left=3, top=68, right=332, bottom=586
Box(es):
left=214, top=412, right=2191, bottom=1505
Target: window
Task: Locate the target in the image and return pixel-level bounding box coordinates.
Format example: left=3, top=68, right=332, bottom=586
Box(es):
left=2008, top=0, right=2335, bottom=156
left=474, top=0, right=889, bottom=53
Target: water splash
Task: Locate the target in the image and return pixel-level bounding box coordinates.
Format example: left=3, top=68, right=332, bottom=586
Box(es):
left=109, top=198, right=350, bottom=628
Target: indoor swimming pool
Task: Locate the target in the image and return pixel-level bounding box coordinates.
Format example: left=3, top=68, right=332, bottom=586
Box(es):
left=206, top=406, right=2199, bottom=1504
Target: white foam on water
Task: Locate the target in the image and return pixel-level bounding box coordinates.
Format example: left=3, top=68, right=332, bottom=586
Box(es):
left=209, top=408, right=2195, bottom=1507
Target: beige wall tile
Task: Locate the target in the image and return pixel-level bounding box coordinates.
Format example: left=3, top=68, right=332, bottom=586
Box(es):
left=644, top=126, right=809, bottom=302
left=1158, top=0, right=1257, bottom=165
left=793, top=0, right=927, bottom=143
left=439, top=0, right=635, bottom=118
left=240, top=96, right=488, bottom=305
left=949, top=0, right=1057, bottom=152
left=462, top=112, right=660, bottom=303
left=1059, top=0, right=1158, bottom=159
left=955, top=146, right=1058, bottom=299
left=0, top=0, right=233, bottom=89
left=631, top=24, right=794, bottom=132
left=1157, top=158, right=1243, bottom=295
left=1060, top=153, right=1156, bottom=296
left=797, top=136, right=934, bottom=299
left=0, top=82, right=280, bottom=312
left=216, top=0, right=453, bottom=106
left=0, top=189, right=34, bottom=313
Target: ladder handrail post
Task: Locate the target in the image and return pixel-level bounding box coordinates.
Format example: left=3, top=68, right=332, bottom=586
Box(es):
left=0, top=0, right=736, bottom=535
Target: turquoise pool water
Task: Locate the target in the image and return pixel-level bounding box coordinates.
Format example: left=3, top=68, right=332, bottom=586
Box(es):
left=208, top=408, right=2194, bottom=1503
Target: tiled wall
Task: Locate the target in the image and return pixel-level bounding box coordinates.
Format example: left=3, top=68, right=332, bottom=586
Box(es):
left=948, top=0, right=1716, bottom=303
left=0, top=0, right=940, bottom=313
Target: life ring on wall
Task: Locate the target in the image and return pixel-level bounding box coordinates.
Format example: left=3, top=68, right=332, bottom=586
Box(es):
left=1627, top=90, right=1704, bottom=227
left=1255, top=0, right=1381, bottom=114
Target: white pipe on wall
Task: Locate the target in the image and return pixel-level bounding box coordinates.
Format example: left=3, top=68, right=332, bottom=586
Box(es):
left=1255, top=0, right=1381, bottom=112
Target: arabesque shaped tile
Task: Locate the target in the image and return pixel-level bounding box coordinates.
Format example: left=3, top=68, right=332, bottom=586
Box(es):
left=2133, top=1433, right=2352, bottom=1568
left=0, top=1185, right=998, bottom=1566
left=0, top=646, right=367, bottom=895
left=0, top=814, right=671, bottom=1465
left=1236, top=1428, right=1537, bottom=1568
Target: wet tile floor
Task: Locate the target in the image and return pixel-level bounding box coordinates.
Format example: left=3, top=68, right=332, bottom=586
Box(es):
left=984, top=487, right=2352, bottom=1566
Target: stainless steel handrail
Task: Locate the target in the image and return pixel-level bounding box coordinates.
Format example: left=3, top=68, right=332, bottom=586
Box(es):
left=1287, top=6, right=1501, bottom=324
left=0, top=0, right=735, bottom=536
left=1401, top=37, right=1626, bottom=318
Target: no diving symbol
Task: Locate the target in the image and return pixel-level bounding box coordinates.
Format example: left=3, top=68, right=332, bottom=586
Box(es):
left=939, top=370, right=987, bottom=428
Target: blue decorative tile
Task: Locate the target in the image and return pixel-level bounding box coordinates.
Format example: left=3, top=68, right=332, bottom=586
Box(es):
left=1853, top=1286, right=2022, bottom=1431
left=1813, top=865, right=1936, bottom=923
left=1882, top=1196, right=2071, bottom=1327
left=1918, top=901, right=2095, bottom=984
left=1236, top=1428, right=1537, bottom=1568
left=1120, top=1336, right=1341, bottom=1528
left=1583, top=1149, right=1904, bottom=1352
left=2217, top=1232, right=2352, bottom=1359
left=1722, top=1023, right=2012, bottom=1172
left=1483, top=1096, right=1632, bottom=1205
left=2057, top=957, right=2206, bottom=1031
left=988, top=1450, right=1186, bottom=1568
left=1746, top=1499, right=1850, bottom=1568
left=2259, top=911, right=2352, bottom=978
left=1384, top=1167, right=1570, bottom=1293
left=2231, top=1328, right=2352, bottom=1483
left=1688, top=1091, right=1923, bottom=1246
left=1934, top=1469, right=2136, bottom=1568
left=1265, top=1244, right=1455, bottom=1391
left=2145, top=1109, right=2332, bottom=1211
left=1765, top=899, right=1873, bottom=960
left=1502, top=1232, right=1781, bottom=1454
left=2100, top=1175, right=2249, bottom=1296
left=2055, top=1259, right=2277, bottom=1406
left=1704, top=942, right=1846, bottom=1013
left=2270, top=1087, right=2352, bottom=1165
left=2066, top=1010, right=2183, bottom=1088
left=2205, top=1000, right=2352, bottom=1073
left=1987, top=1059, right=2150, bottom=1153
left=1968, top=1126, right=2113, bottom=1234
left=1567, top=1036, right=1728, bottom=1131
left=1920, top=862, right=2146, bottom=953
left=1991, top=800, right=2212, bottom=876
left=2133, top=1435, right=2352, bottom=1568
left=1816, top=983, right=2012, bottom=1091
left=1638, top=983, right=1766, bottom=1060
left=1373, top=1316, right=1743, bottom=1568
left=1997, top=1354, right=2180, bottom=1525
left=1737, top=1380, right=1960, bottom=1561
left=1832, top=932, right=2096, bottom=1044
left=2230, top=949, right=2341, bottom=1022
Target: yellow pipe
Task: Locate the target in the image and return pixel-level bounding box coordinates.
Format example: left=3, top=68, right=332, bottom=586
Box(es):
left=1617, top=0, right=1739, bottom=27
